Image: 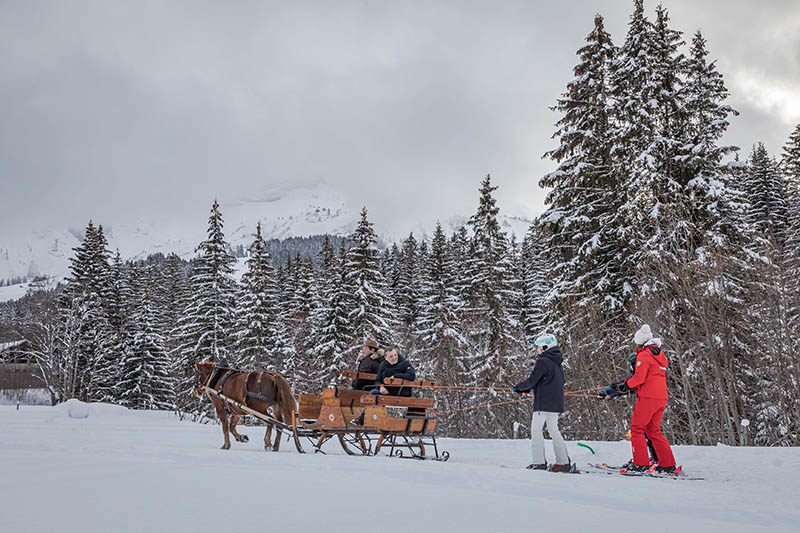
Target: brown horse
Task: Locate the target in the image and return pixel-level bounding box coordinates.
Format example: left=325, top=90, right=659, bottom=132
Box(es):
left=193, top=360, right=296, bottom=451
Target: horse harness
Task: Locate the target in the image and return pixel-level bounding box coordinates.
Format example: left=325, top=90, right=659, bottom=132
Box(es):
left=204, top=363, right=279, bottom=416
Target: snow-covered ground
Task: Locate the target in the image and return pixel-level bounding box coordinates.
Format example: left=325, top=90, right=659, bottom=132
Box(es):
left=0, top=281, right=30, bottom=302
left=1, top=403, right=797, bottom=533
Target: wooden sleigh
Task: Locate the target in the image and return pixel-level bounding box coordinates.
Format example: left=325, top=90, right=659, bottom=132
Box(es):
left=202, top=370, right=449, bottom=460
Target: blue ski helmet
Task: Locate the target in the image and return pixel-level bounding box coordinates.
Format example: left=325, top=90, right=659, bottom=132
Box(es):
left=533, top=333, right=558, bottom=350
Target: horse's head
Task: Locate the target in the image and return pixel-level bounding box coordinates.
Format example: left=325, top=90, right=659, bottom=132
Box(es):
left=193, top=359, right=216, bottom=398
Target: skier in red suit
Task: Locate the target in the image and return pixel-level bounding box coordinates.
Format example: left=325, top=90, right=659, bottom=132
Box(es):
left=613, top=324, right=677, bottom=473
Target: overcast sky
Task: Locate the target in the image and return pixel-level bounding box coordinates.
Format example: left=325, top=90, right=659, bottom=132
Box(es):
left=1, top=0, right=799, bottom=238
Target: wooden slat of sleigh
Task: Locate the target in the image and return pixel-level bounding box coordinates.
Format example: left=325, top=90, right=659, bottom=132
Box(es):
left=341, top=370, right=377, bottom=381
left=298, top=393, right=323, bottom=420
left=359, top=395, right=435, bottom=409
left=365, top=415, right=437, bottom=433
left=341, top=370, right=438, bottom=388
left=382, top=377, right=439, bottom=388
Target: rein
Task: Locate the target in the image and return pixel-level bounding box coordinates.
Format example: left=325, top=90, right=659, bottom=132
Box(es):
left=429, top=389, right=604, bottom=416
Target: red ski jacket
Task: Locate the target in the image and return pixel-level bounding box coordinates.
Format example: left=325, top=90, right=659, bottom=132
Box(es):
left=626, top=344, right=668, bottom=400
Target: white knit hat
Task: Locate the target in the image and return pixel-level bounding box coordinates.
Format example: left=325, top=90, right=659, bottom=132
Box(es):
left=633, top=324, right=653, bottom=345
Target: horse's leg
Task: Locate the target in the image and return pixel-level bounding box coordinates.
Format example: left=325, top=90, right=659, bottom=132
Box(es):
left=272, top=409, right=283, bottom=452
left=264, top=419, right=273, bottom=451
left=217, top=406, right=231, bottom=450
left=229, top=414, right=249, bottom=443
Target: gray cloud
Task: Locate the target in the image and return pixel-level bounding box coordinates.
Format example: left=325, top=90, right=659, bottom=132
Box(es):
left=1, top=0, right=798, bottom=239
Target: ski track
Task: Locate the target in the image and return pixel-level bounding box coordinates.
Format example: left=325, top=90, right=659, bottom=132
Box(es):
left=0, top=404, right=797, bottom=533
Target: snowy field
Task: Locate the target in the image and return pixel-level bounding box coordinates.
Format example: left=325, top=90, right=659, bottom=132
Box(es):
left=1, top=403, right=798, bottom=533
left=0, top=281, right=30, bottom=302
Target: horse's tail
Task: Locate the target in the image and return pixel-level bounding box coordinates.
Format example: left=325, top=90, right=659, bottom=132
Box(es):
left=274, top=373, right=297, bottom=423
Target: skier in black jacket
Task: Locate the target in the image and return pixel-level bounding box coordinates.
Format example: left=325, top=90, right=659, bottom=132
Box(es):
left=512, top=333, right=570, bottom=472
left=351, top=347, right=416, bottom=426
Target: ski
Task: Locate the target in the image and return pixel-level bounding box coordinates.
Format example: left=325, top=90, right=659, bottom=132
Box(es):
left=502, top=463, right=581, bottom=473
left=586, top=462, right=622, bottom=472
left=584, top=463, right=703, bottom=480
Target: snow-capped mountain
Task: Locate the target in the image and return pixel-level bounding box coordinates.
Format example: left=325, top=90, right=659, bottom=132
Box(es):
left=0, top=178, right=533, bottom=291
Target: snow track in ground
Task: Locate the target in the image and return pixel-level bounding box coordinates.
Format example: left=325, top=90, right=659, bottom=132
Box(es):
left=0, top=404, right=797, bottom=532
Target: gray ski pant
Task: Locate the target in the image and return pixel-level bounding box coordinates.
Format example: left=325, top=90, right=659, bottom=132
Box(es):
left=531, top=411, right=569, bottom=465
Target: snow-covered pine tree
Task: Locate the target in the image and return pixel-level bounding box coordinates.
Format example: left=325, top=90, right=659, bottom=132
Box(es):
left=396, top=233, right=422, bottom=354
left=783, top=125, right=800, bottom=338
left=119, top=262, right=175, bottom=410
left=57, top=221, right=114, bottom=401
left=783, top=123, right=800, bottom=193
left=283, top=255, right=316, bottom=390
left=418, top=239, right=429, bottom=274
left=59, top=222, right=117, bottom=402
left=93, top=250, right=130, bottom=403
left=384, top=243, right=402, bottom=311
left=280, top=254, right=298, bottom=327
left=106, top=251, right=127, bottom=336
left=87, top=225, right=122, bottom=402
left=260, top=253, right=294, bottom=374
left=781, top=124, right=800, bottom=298
left=520, top=225, right=548, bottom=342
left=605, top=0, right=672, bottom=303
left=418, top=223, right=465, bottom=377
left=618, top=3, right=695, bottom=279
left=506, top=234, right=524, bottom=331
left=448, top=226, right=471, bottom=306
left=309, top=239, right=354, bottom=386
left=680, top=30, right=743, bottom=248
left=463, top=176, right=520, bottom=387
left=417, top=223, right=469, bottom=434
left=171, top=200, right=238, bottom=411
left=740, top=132, right=800, bottom=444
left=461, top=176, right=524, bottom=436
left=541, top=13, right=624, bottom=322
left=344, top=208, right=397, bottom=354
left=158, top=253, right=187, bottom=341
left=234, top=223, right=276, bottom=369
left=746, top=143, right=789, bottom=245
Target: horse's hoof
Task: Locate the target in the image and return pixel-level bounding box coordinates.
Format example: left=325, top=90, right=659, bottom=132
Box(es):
left=240, top=435, right=249, bottom=443
left=221, top=445, right=230, bottom=450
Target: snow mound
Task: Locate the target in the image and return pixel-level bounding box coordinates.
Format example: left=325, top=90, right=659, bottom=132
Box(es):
left=65, top=399, right=90, bottom=419
left=55, top=399, right=131, bottom=420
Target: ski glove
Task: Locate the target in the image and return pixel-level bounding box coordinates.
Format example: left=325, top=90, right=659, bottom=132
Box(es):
left=612, top=380, right=630, bottom=394
left=511, top=386, right=522, bottom=394
left=599, top=385, right=625, bottom=399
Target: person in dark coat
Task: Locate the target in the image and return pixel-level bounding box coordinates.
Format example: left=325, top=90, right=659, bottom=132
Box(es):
left=512, top=333, right=569, bottom=471
left=371, top=347, right=416, bottom=397
left=352, top=339, right=383, bottom=390
left=351, top=346, right=416, bottom=426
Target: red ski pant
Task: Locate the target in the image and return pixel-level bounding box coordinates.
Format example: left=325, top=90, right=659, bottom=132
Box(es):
left=630, top=396, right=675, bottom=467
